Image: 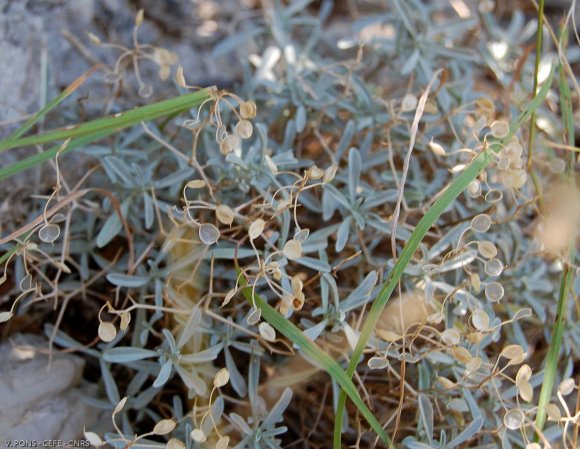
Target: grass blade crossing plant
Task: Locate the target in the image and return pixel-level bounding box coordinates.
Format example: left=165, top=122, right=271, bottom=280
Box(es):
left=236, top=268, right=391, bottom=446
left=5, top=65, right=103, bottom=142
left=333, top=68, right=556, bottom=449
left=0, top=88, right=213, bottom=152
left=533, top=32, right=576, bottom=438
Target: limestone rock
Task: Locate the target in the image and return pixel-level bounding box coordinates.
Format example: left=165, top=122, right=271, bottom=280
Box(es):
left=0, top=334, right=102, bottom=442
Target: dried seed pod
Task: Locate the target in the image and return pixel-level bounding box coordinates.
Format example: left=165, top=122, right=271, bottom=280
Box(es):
left=153, top=419, right=176, bottom=435
left=428, top=140, right=446, bottom=157
left=39, top=223, right=60, bottom=243
left=186, top=179, right=206, bottom=189
left=259, top=322, right=276, bottom=342
left=247, top=307, right=261, bottom=325
left=216, top=436, right=230, bottom=449
left=214, top=368, right=230, bottom=388
left=503, top=408, right=524, bottom=430
left=249, top=219, right=265, bottom=240
left=484, top=258, right=503, bottom=276
left=175, top=65, right=187, bottom=88
left=98, top=321, right=116, bottom=342
left=471, top=309, right=490, bottom=331
left=491, top=120, right=509, bottom=138
left=467, top=180, right=481, bottom=198
left=558, top=378, right=575, bottom=396
left=220, top=133, right=240, bottom=154
left=401, top=94, right=418, bottom=112
left=239, top=100, right=257, bottom=119
left=485, top=281, right=504, bottom=302
left=198, top=223, right=220, bottom=245
left=190, top=429, right=206, bottom=443
left=477, top=241, right=497, bottom=259
left=283, top=239, right=302, bottom=260
left=216, top=204, right=234, bottom=225
left=367, top=357, right=389, bottom=369
left=235, top=119, right=253, bottom=139
left=166, top=439, right=185, bottom=449
left=545, top=403, right=562, bottom=421
left=470, top=214, right=492, bottom=233
left=440, top=328, right=461, bottom=346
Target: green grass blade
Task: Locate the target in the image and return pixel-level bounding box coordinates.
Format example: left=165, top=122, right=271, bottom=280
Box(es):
left=534, top=263, right=574, bottom=433
left=5, top=65, right=101, bottom=142
left=534, top=30, right=576, bottom=438
left=333, top=68, right=556, bottom=449
left=237, top=269, right=391, bottom=446
left=0, top=131, right=110, bottom=181
left=0, top=89, right=213, bottom=152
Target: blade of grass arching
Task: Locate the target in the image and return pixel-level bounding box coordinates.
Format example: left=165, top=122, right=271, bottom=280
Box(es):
left=0, top=88, right=213, bottom=152
left=5, top=65, right=103, bottom=142
left=0, top=131, right=110, bottom=181
left=534, top=262, right=574, bottom=434
left=236, top=269, right=391, bottom=446
left=526, top=0, right=545, bottom=209
left=534, top=31, right=576, bottom=438
left=333, top=68, right=556, bottom=449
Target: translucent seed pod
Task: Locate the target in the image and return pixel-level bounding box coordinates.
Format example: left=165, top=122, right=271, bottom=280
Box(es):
left=247, top=307, right=261, bottom=325
left=198, top=223, right=220, bottom=245
left=471, top=309, right=490, bottom=331
left=484, top=189, right=503, bottom=203
left=235, top=119, right=253, bottom=139
left=39, top=223, right=60, bottom=243
left=549, top=158, right=566, bottom=173
left=490, top=120, right=509, bottom=138
left=503, top=408, right=524, bottom=430
left=484, top=281, right=504, bottom=302
left=401, top=94, right=418, bottom=112
left=477, top=241, right=498, bottom=259
left=484, top=258, right=503, bottom=276
left=467, top=180, right=482, bottom=198
left=497, top=157, right=510, bottom=171
left=470, top=214, right=492, bottom=233
left=505, top=140, right=523, bottom=160
left=367, top=357, right=389, bottom=370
